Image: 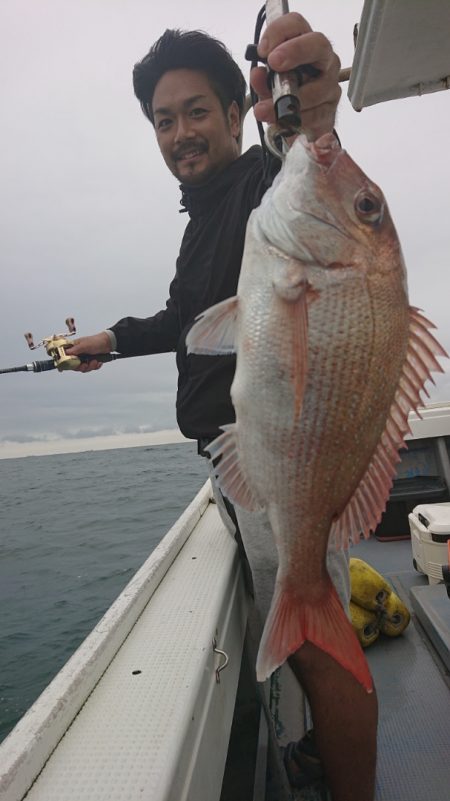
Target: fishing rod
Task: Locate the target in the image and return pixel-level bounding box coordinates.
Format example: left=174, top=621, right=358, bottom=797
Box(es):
left=0, top=317, right=124, bottom=375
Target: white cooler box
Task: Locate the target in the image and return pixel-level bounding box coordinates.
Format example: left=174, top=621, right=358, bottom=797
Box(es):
left=409, top=503, right=450, bottom=585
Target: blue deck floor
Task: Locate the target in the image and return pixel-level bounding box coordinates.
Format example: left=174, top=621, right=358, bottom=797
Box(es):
left=352, top=537, right=450, bottom=801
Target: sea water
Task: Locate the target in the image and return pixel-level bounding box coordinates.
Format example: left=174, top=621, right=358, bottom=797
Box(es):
left=0, top=442, right=207, bottom=743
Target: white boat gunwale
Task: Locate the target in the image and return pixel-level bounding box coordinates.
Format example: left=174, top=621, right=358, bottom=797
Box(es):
left=1, top=480, right=242, bottom=801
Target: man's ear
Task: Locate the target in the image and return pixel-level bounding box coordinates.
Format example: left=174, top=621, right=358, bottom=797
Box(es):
left=228, top=100, right=241, bottom=141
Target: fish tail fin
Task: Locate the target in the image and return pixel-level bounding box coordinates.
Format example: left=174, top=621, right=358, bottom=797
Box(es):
left=256, top=579, right=373, bottom=693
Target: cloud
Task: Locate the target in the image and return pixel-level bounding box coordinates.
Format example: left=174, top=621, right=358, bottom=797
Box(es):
left=0, top=433, right=56, bottom=444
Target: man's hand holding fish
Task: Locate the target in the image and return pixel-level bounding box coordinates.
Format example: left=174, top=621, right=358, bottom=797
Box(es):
left=250, top=11, right=342, bottom=140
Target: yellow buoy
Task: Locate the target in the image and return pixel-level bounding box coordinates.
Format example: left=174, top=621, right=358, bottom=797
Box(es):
left=350, top=601, right=380, bottom=647
left=349, top=557, right=392, bottom=610
left=379, top=591, right=411, bottom=637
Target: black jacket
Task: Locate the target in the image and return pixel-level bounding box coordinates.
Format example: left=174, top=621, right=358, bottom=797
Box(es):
left=110, top=145, right=279, bottom=440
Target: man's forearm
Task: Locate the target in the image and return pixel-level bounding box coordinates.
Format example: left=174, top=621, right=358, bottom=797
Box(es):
left=109, top=309, right=179, bottom=356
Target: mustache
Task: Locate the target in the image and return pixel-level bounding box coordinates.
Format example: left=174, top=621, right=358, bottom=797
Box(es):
left=173, top=141, right=208, bottom=160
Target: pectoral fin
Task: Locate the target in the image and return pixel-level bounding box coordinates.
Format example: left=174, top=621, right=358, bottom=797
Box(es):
left=186, top=297, right=238, bottom=355
left=290, top=286, right=313, bottom=420
left=273, top=263, right=317, bottom=420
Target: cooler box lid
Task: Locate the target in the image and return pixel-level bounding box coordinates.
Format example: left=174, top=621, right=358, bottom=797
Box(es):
left=412, top=502, right=450, bottom=534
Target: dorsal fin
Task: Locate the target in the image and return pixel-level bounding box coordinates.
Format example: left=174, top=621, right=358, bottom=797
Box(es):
left=331, top=307, right=447, bottom=549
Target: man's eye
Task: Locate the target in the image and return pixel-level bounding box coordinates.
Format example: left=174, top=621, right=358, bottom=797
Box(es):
left=190, top=108, right=207, bottom=118
left=157, top=118, right=172, bottom=130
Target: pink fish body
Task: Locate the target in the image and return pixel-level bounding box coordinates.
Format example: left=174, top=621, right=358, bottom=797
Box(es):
left=186, top=134, right=446, bottom=692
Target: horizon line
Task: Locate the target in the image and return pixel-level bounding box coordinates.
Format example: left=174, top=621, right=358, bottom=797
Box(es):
left=0, top=429, right=190, bottom=460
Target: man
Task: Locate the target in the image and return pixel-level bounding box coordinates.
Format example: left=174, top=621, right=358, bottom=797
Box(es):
left=68, top=12, right=377, bottom=801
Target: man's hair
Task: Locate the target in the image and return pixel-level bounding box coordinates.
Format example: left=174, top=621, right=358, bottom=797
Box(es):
left=133, top=29, right=247, bottom=124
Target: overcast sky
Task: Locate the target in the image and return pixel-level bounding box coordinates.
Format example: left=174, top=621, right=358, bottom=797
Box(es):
left=1, top=0, right=450, bottom=458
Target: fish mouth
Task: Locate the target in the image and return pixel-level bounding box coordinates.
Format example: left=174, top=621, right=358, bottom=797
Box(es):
left=305, top=133, right=341, bottom=169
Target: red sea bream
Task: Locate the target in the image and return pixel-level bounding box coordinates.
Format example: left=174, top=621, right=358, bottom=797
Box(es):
left=186, top=133, right=446, bottom=692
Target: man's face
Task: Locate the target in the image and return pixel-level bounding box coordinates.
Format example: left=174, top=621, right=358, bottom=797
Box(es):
left=152, top=69, right=241, bottom=185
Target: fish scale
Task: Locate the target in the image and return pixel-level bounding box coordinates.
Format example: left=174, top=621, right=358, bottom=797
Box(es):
left=186, top=132, right=446, bottom=692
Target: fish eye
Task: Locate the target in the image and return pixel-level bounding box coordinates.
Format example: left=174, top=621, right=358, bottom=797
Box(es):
left=354, top=190, right=384, bottom=224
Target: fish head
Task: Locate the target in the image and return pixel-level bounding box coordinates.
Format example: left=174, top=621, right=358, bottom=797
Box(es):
left=257, top=133, right=406, bottom=287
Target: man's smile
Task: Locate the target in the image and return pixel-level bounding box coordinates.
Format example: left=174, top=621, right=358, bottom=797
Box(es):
left=174, top=146, right=207, bottom=163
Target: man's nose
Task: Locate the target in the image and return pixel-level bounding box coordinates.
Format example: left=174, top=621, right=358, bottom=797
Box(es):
left=174, top=116, right=195, bottom=142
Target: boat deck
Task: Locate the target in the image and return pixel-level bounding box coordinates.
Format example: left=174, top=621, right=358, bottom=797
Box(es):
left=352, top=537, right=450, bottom=801
left=221, top=535, right=450, bottom=801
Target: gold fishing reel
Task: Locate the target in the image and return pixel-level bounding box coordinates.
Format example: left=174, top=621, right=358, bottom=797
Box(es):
left=24, top=317, right=81, bottom=371
left=43, top=335, right=80, bottom=371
